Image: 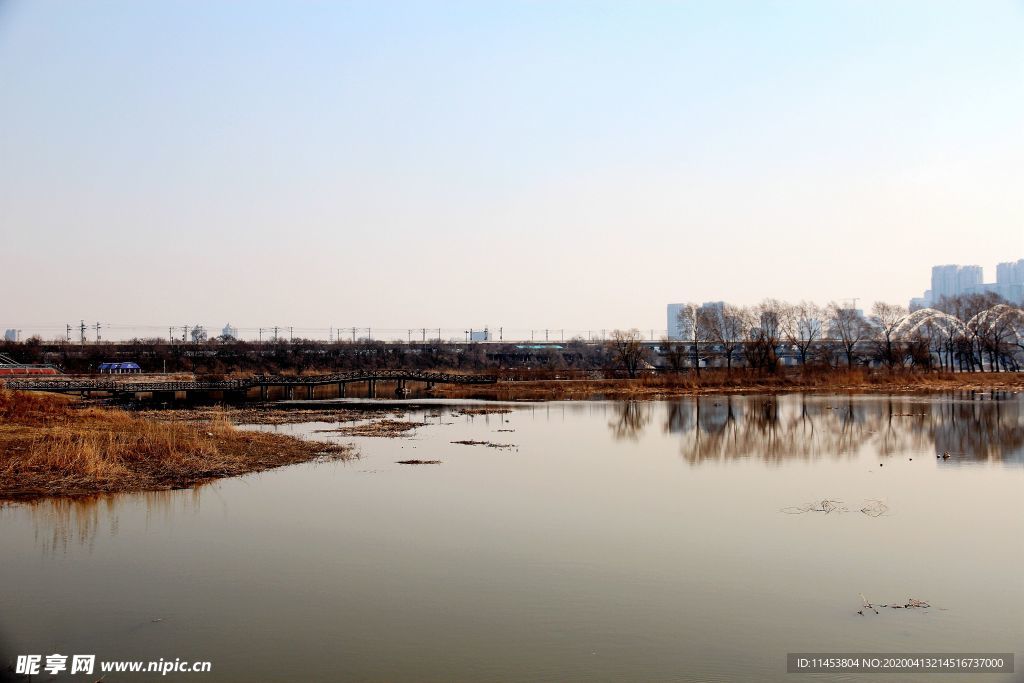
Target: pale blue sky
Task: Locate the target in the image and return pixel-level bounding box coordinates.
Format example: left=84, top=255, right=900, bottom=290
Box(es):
left=1, top=1, right=1022, bottom=339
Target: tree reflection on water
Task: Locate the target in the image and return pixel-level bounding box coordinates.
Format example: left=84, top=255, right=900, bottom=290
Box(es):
left=655, top=393, right=1024, bottom=465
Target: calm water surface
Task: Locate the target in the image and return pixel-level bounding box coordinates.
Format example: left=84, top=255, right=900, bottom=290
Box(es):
left=2, top=393, right=1022, bottom=682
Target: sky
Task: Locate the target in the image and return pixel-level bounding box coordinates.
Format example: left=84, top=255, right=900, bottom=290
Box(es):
left=1, top=0, right=1022, bottom=340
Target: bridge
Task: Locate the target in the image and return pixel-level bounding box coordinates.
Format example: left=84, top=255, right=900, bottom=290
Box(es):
left=2, top=370, right=498, bottom=401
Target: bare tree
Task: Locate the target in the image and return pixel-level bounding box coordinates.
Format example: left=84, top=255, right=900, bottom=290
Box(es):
left=870, top=302, right=908, bottom=369
left=782, top=301, right=822, bottom=366
left=660, top=337, right=687, bottom=373
left=701, top=303, right=746, bottom=372
left=827, top=302, right=869, bottom=368
left=608, top=329, right=647, bottom=378
left=676, top=303, right=708, bottom=376
left=745, top=299, right=784, bottom=371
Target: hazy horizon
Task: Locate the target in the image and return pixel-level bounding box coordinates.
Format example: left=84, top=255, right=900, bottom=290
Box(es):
left=2, top=1, right=1022, bottom=337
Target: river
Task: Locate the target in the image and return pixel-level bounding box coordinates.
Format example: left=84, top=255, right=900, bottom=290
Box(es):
left=2, top=393, right=1022, bottom=682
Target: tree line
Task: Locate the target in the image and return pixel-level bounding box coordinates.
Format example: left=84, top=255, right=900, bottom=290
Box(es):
left=610, top=292, right=1024, bottom=377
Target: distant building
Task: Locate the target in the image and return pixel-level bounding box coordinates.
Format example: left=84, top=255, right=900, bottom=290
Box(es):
left=667, top=304, right=686, bottom=339
left=910, top=260, right=1023, bottom=307
left=3, top=329, right=18, bottom=342
left=470, top=328, right=490, bottom=342
left=666, top=301, right=725, bottom=340
left=222, top=323, right=238, bottom=339
left=968, top=258, right=1024, bottom=304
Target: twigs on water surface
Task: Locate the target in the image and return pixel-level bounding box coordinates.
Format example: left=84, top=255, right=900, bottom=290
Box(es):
left=781, top=499, right=846, bottom=514
left=396, top=460, right=442, bottom=465
left=450, top=440, right=517, bottom=450
left=859, top=499, right=888, bottom=517
left=858, top=593, right=879, bottom=615
left=857, top=594, right=932, bottom=615
left=781, top=499, right=889, bottom=517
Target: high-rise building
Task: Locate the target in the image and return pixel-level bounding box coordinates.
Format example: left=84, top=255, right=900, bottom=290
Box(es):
left=930, top=264, right=981, bottom=303
left=666, top=304, right=686, bottom=339
left=997, top=259, right=1024, bottom=286
left=912, top=260, right=1023, bottom=307
left=667, top=301, right=726, bottom=339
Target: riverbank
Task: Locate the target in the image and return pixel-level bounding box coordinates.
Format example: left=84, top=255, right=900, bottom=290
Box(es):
left=0, top=389, right=353, bottom=502
left=427, top=370, right=1024, bottom=400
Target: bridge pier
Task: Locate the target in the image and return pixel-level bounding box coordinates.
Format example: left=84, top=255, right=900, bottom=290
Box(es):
left=306, top=385, right=315, bottom=400
left=367, top=380, right=376, bottom=399
left=260, top=385, right=269, bottom=401
left=337, top=382, right=346, bottom=398
left=395, top=379, right=408, bottom=397
left=284, top=386, right=294, bottom=400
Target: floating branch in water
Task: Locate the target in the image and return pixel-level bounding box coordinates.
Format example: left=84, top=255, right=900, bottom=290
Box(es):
left=450, top=440, right=516, bottom=450
left=781, top=499, right=846, bottom=514
left=858, top=595, right=931, bottom=615
left=397, top=460, right=442, bottom=465
left=858, top=593, right=879, bottom=615
left=782, top=499, right=890, bottom=516
left=859, top=499, right=889, bottom=517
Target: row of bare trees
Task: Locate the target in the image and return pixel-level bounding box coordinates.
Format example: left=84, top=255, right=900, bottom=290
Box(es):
left=609, top=294, right=1024, bottom=375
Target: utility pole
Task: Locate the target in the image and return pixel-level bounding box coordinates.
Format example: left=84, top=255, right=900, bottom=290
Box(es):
left=80, top=320, right=86, bottom=345
left=351, top=327, right=356, bottom=343
left=422, top=328, right=426, bottom=342
left=289, top=326, right=293, bottom=342
left=66, top=324, right=71, bottom=342
left=499, top=327, right=502, bottom=341
left=169, top=327, right=174, bottom=343
left=95, top=322, right=101, bottom=342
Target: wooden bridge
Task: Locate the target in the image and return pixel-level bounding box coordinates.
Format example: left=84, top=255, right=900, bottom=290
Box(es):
left=2, top=370, right=498, bottom=401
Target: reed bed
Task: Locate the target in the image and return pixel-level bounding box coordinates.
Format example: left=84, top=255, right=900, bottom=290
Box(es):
left=0, top=389, right=352, bottom=501
left=428, top=370, right=1023, bottom=400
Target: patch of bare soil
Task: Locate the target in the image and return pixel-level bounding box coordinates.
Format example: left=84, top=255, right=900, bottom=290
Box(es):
left=323, top=420, right=423, bottom=437
left=452, top=407, right=513, bottom=416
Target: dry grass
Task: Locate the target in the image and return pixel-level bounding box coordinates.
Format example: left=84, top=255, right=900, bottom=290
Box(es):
left=430, top=370, right=1024, bottom=400
left=0, top=389, right=353, bottom=501
left=137, top=405, right=399, bottom=426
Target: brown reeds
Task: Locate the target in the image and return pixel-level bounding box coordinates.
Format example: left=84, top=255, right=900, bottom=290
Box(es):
left=426, top=370, right=1023, bottom=401
left=0, top=389, right=353, bottom=501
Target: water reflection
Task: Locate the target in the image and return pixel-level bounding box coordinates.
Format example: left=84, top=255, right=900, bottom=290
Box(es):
left=654, top=393, right=1024, bottom=465
left=608, top=401, right=652, bottom=441
left=2, top=488, right=206, bottom=556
